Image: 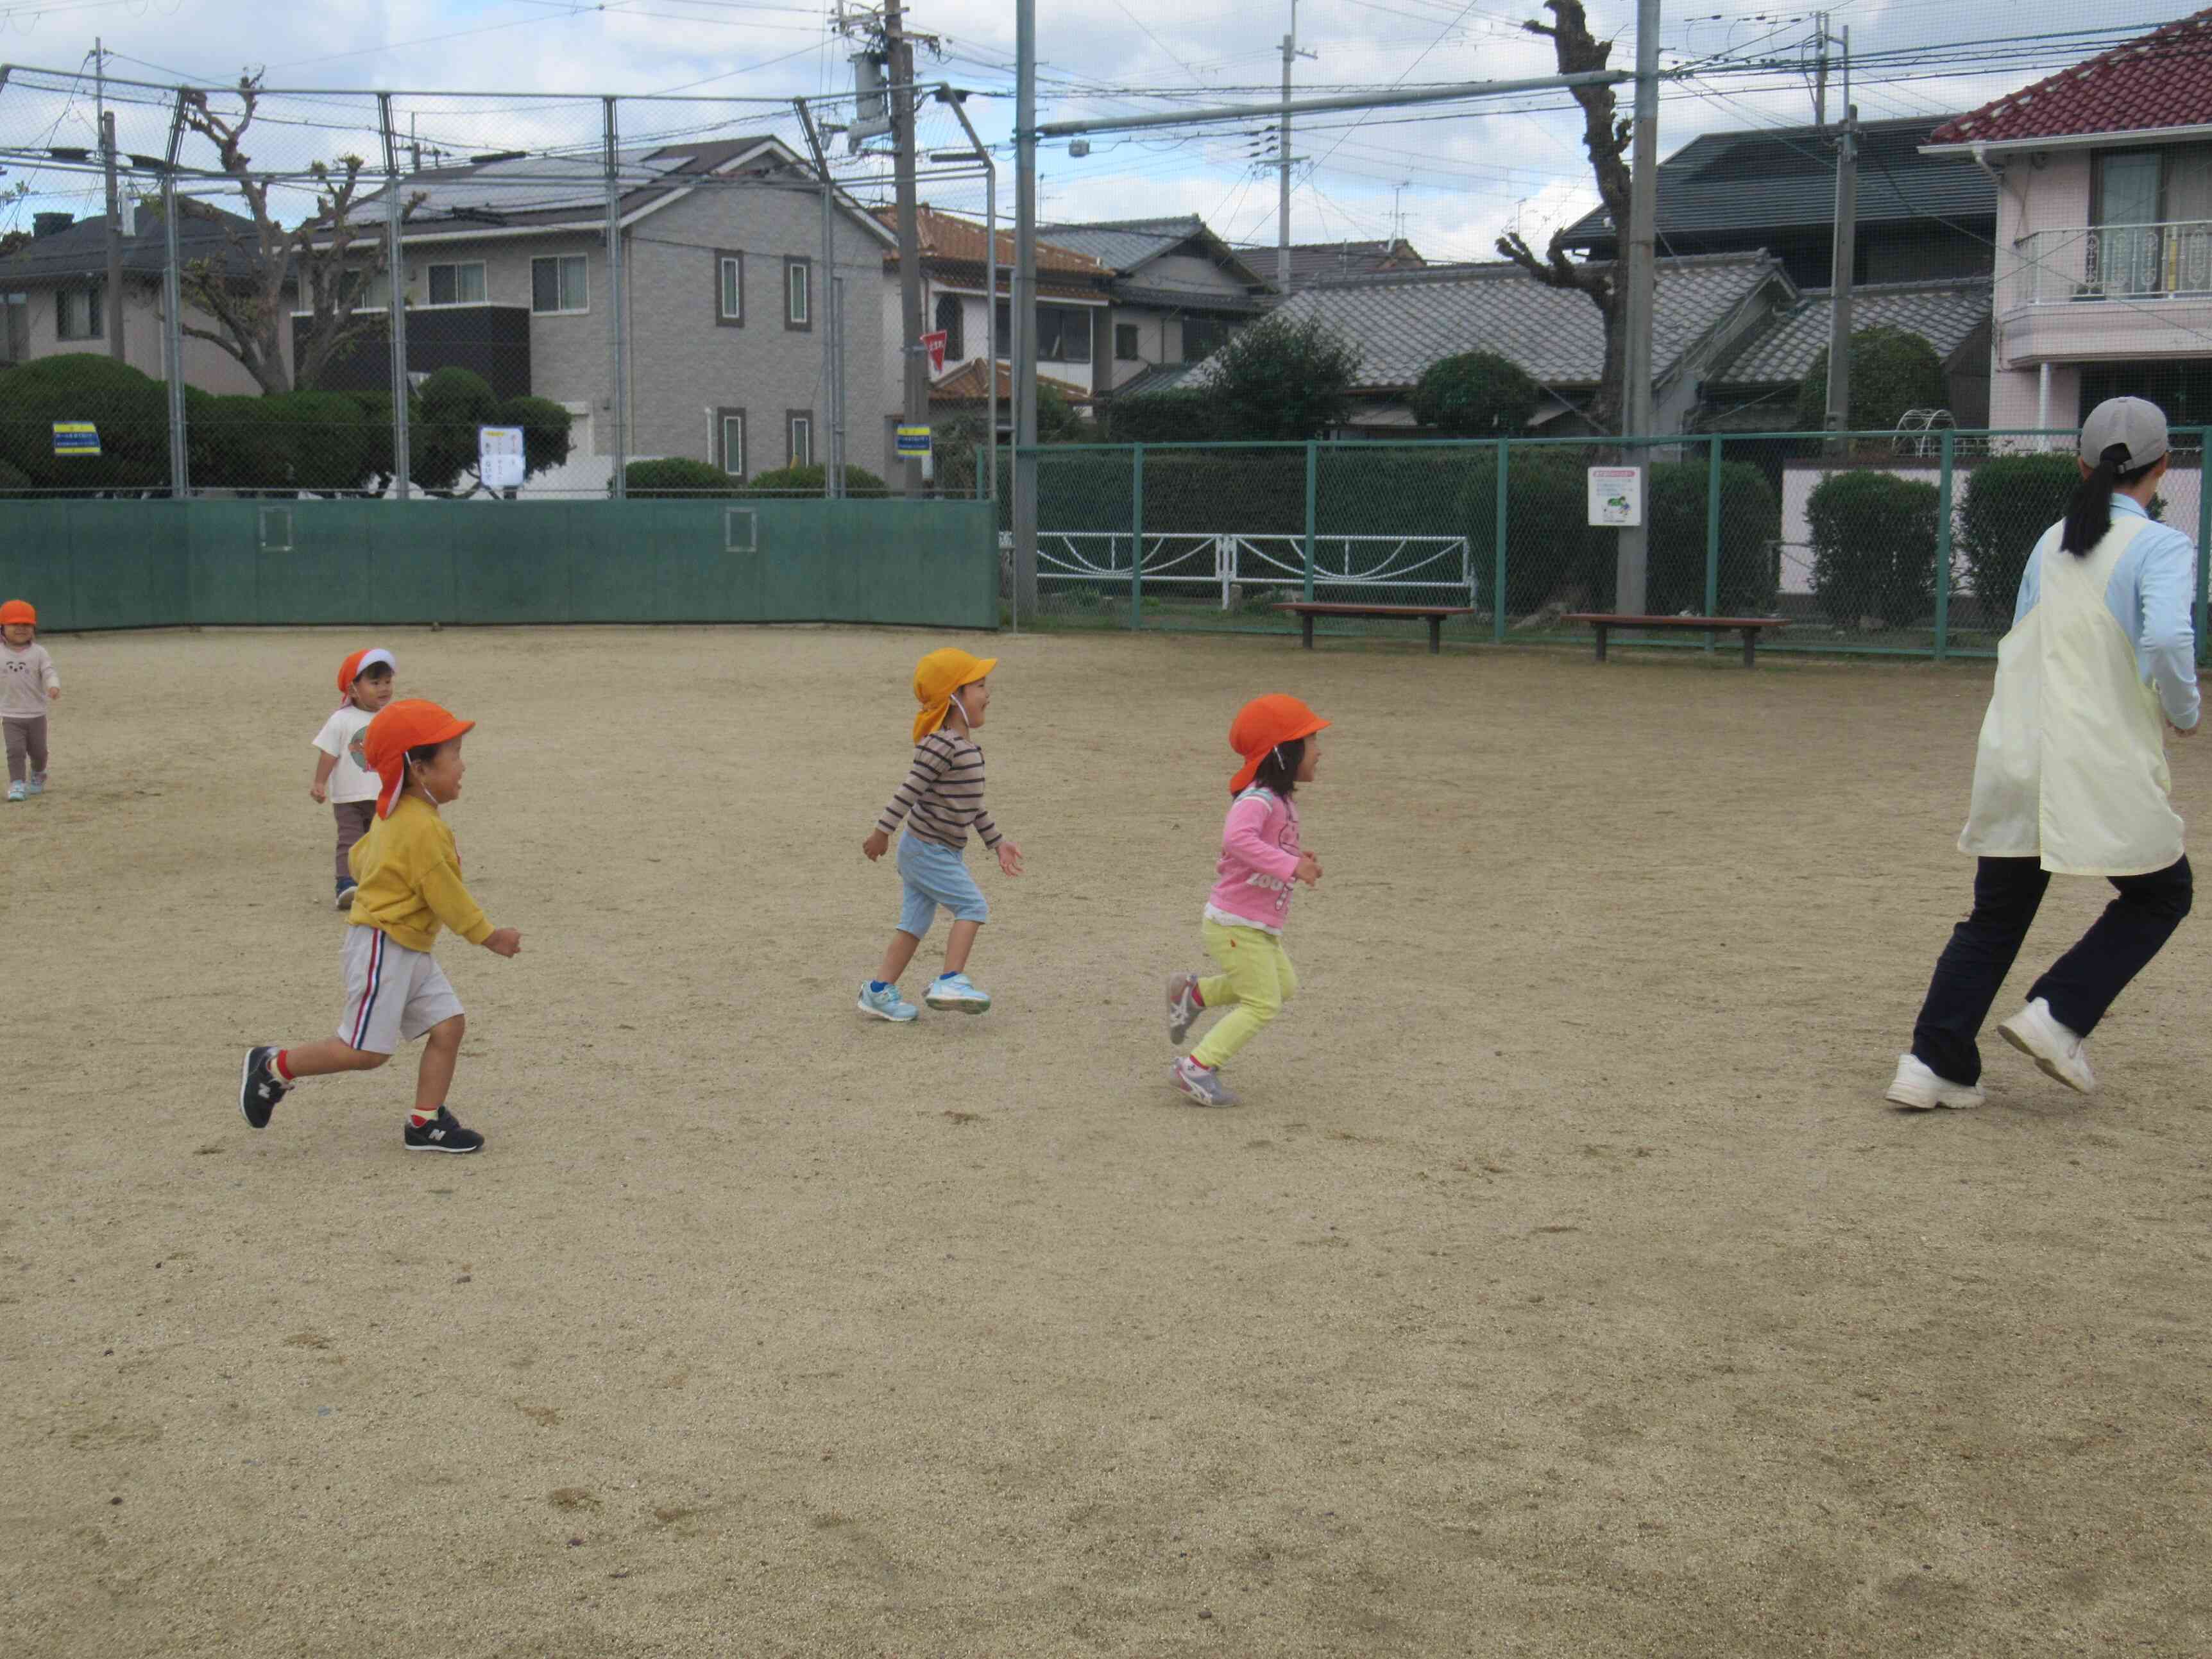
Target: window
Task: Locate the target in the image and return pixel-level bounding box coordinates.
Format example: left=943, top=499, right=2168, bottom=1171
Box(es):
left=1115, top=322, right=1141, bottom=362
left=993, top=301, right=1093, bottom=364
left=934, top=293, right=964, bottom=362
left=716, top=251, right=744, bottom=325
left=717, top=407, right=746, bottom=477
left=1183, top=316, right=1230, bottom=362
left=532, top=254, right=589, bottom=315
left=784, top=257, right=812, bottom=330
left=56, top=285, right=102, bottom=341
left=787, top=411, right=813, bottom=468
left=425, top=262, right=486, bottom=306
left=338, top=269, right=391, bottom=311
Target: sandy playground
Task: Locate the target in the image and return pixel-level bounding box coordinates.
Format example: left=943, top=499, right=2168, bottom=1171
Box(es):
left=4, top=624, right=2211, bottom=1657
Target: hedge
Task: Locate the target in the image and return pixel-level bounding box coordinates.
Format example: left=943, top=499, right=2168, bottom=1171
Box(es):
left=1807, top=469, right=1939, bottom=628
left=1955, top=453, right=2077, bottom=626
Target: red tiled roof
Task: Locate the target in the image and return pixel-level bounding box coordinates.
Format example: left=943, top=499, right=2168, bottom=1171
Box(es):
left=929, top=359, right=1092, bottom=405
left=876, top=205, right=1105, bottom=277
left=1932, top=10, right=2212, bottom=146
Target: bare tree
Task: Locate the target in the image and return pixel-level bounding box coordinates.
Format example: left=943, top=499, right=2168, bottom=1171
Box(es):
left=1494, top=0, right=1631, bottom=436
left=173, top=75, right=408, bottom=395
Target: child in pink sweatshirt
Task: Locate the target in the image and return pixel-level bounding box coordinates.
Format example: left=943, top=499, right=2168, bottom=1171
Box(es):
left=1165, top=694, right=1327, bottom=1107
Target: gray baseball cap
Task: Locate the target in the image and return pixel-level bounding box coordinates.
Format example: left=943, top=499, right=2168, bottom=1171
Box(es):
left=2080, top=395, right=2170, bottom=468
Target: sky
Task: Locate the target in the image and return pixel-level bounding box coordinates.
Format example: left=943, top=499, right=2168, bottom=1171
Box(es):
left=0, top=0, right=2198, bottom=263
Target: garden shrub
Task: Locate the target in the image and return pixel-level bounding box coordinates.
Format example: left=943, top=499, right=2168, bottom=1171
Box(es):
left=1807, top=469, right=1939, bottom=628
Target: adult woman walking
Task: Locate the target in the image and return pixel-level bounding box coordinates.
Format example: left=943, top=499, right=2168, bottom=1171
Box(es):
left=1888, top=396, right=2200, bottom=1109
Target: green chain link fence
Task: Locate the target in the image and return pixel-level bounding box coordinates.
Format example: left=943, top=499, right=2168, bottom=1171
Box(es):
left=1010, top=429, right=2212, bottom=661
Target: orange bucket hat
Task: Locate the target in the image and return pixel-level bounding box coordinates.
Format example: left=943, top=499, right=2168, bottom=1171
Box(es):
left=0, top=599, right=35, bottom=627
left=1229, top=693, right=1329, bottom=794
left=336, top=646, right=395, bottom=699
left=911, top=647, right=998, bottom=743
left=362, top=698, right=475, bottom=817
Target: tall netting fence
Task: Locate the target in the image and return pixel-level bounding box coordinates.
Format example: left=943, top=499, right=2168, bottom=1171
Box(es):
left=1017, top=431, right=2212, bottom=661
left=0, top=64, right=998, bottom=502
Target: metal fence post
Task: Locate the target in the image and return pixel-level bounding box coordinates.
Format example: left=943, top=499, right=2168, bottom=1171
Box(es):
left=1493, top=439, right=1509, bottom=643
left=377, top=93, right=411, bottom=501
left=604, top=98, right=627, bottom=500
left=2197, top=428, right=2210, bottom=664
left=1704, top=434, right=1723, bottom=651
left=1933, top=426, right=1955, bottom=660
left=1130, top=445, right=1144, bottom=632
left=160, top=91, right=189, bottom=498
left=1302, top=441, right=1318, bottom=602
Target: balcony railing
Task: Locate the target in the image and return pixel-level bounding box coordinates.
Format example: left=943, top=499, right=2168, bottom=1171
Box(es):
left=2012, top=221, right=2212, bottom=306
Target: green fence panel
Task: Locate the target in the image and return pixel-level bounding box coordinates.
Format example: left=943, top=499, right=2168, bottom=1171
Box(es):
left=451, top=502, right=570, bottom=625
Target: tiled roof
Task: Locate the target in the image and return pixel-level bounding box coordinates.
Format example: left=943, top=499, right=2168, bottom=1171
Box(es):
left=1713, top=278, right=1991, bottom=387
left=1196, top=251, right=1791, bottom=392
left=930, top=358, right=1092, bottom=405
left=1109, top=361, right=1203, bottom=399
left=359, top=139, right=791, bottom=231
left=1232, top=239, right=1427, bottom=290
left=878, top=205, right=1104, bottom=276
left=1561, top=116, right=1991, bottom=248
left=1932, top=10, right=2212, bottom=146
left=0, top=201, right=274, bottom=285
left=1037, top=214, right=1271, bottom=289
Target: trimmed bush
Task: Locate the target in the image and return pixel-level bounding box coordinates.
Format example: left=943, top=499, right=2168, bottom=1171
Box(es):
left=624, top=457, right=742, bottom=497
left=745, top=462, right=889, bottom=497
left=498, top=395, right=576, bottom=481
left=1807, top=469, right=1939, bottom=628
left=1644, top=459, right=1780, bottom=615
left=0, top=354, right=171, bottom=493
left=1460, top=447, right=1615, bottom=613
left=1105, top=389, right=1222, bottom=444
left=1409, top=351, right=1542, bottom=439
left=1797, top=325, right=1948, bottom=436
left=1956, top=452, right=2077, bottom=625
left=411, top=366, right=498, bottom=493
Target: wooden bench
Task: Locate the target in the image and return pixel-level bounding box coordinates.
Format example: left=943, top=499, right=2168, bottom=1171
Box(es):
left=1562, top=612, right=1791, bottom=668
left=1275, top=601, right=1477, bottom=654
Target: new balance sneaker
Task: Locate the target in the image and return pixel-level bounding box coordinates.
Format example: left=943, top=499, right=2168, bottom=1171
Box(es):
left=239, top=1045, right=291, bottom=1129
left=1884, top=1053, right=1984, bottom=1112
left=857, top=982, right=919, bottom=1023
left=335, top=883, right=359, bottom=912
left=925, top=973, right=992, bottom=1014
left=1997, top=998, right=2097, bottom=1094
left=1166, top=972, right=1205, bottom=1046
left=404, top=1107, right=484, bottom=1154
left=1172, top=1055, right=1236, bottom=1107
left=4, top=781, right=21, bottom=803
left=24, top=772, right=44, bottom=796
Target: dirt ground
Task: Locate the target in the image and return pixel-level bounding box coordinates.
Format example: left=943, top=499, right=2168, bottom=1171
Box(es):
left=4, top=624, right=2209, bottom=1658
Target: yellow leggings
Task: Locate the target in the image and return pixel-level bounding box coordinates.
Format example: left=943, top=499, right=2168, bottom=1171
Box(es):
left=1190, top=919, right=1298, bottom=1069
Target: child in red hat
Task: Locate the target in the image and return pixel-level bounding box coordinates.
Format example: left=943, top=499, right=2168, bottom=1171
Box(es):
left=309, top=647, right=396, bottom=908
left=240, top=699, right=523, bottom=1154
left=1, top=599, right=61, bottom=803
left=1165, top=694, right=1328, bottom=1106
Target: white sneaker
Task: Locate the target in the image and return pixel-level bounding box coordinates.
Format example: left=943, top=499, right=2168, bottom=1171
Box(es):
left=1996, top=998, right=2096, bottom=1094
left=4, top=781, right=21, bottom=803
left=924, top=972, right=991, bottom=1013
left=1884, top=1053, right=1984, bottom=1111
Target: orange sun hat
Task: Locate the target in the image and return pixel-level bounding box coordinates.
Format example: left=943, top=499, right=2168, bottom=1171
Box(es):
left=362, top=698, right=475, bottom=817
left=0, top=599, right=35, bottom=627
left=911, top=647, right=998, bottom=743
left=1228, top=693, right=1330, bottom=794
left=336, top=646, right=396, bottom=699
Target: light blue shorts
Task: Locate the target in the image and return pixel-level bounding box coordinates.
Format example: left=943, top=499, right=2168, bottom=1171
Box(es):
left=898, top=831, right=987, bottom=936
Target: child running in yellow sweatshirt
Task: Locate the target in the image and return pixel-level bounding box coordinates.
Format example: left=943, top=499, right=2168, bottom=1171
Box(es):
left=239, top=699, right=522, bottom=1153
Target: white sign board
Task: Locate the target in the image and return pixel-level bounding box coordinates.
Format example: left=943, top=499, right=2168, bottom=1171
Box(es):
left=1587, top=464, right=1644, bottom=528
left=479, top=425, right=526, bottom=491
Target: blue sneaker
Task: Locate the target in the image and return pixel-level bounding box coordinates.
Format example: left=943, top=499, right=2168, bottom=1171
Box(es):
left=24, top=773, right=44, bottom=797
left=925, top=972, right=991, bottom=1014
left=857, top=982, right=919, bottom=1023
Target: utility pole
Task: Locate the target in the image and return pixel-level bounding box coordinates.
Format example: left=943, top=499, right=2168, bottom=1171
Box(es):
left=1823, top=24, right=1857, bottom=455
left=1615, top=0, right=1662, bottom=617
left=1812, top=10, right=1828, bottom=129
left=885, top=0, right=928, bottom=497
left=1277, top=0, right=1314, bottom=293
left=98, top=41, right=124, bottom=363
left=1014, top=0, right=1039, bottom=624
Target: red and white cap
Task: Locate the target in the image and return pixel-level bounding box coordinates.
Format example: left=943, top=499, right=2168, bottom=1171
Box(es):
left=337, top=647, right=396, bottom=697
left=362, top=699, right=475, bottom=817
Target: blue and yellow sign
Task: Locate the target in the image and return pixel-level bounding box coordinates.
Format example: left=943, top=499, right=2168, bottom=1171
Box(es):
left=52, top=421, right=100, bottom=458
left=895, top=424, right=932, bottom=457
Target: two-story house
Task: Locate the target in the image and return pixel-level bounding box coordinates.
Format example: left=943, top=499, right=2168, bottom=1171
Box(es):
left=334, top=137, right=898, bottom=482
left=0, top=203, right=293, bottom=393
left=1926, top=8, right=2212, bottom=432
left=1035, top=216, right=1275, bottom=394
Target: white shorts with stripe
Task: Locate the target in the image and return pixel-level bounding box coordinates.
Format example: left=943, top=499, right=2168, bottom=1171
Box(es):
left=337, top=924, right=463, bottom=1055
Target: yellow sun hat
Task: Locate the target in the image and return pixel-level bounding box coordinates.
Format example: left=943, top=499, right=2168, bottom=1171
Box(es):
left=912, top=647, right=998, bottom=743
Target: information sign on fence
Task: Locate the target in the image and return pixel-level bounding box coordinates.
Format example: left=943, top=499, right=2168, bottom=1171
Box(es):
left=1587, top=465, right=1642, bottom=527
left=51, top=421, right=99, bottom=459
left=896, top=424, right=933, bottom=457
left=479, top=426, right=526, bottom=492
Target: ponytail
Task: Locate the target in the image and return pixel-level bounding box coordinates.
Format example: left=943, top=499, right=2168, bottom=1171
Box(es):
left=2062, top=442, right=2161, bottom=556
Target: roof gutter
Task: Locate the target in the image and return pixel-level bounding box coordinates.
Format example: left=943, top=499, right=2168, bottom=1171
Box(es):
left=1923, top=122, right=2212, bottom=159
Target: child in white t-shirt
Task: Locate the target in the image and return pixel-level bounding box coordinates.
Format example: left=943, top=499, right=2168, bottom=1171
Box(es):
left=311, top=649, right=396, bottom=909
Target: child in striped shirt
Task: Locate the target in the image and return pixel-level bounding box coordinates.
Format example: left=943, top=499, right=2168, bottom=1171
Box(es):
left=858, top=648, right=1023, bottom=1021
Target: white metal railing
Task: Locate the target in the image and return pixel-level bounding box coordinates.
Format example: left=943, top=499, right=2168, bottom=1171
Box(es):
left=2012, top=221, right=2212, bottom=306
left=1019, top=531, right=1474, bottom=609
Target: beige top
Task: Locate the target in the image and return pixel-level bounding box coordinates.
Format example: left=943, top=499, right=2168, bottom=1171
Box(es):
left=0, top=642, right=57, bottom=721
left=1961, top=515, right=2184, bottom=876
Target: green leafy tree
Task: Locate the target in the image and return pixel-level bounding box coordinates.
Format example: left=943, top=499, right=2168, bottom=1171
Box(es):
left=408, top=368, right=571, bottom=493
left=1409, top=351, right=1543, bottom=438
left=1200, top=314, right=1361, bottom=441
left=1797, top=326, right=1948, bottom=436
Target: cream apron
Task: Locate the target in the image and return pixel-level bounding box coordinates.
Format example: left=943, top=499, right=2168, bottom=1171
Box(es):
left=1960, top=515, right=2184, bottom=877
